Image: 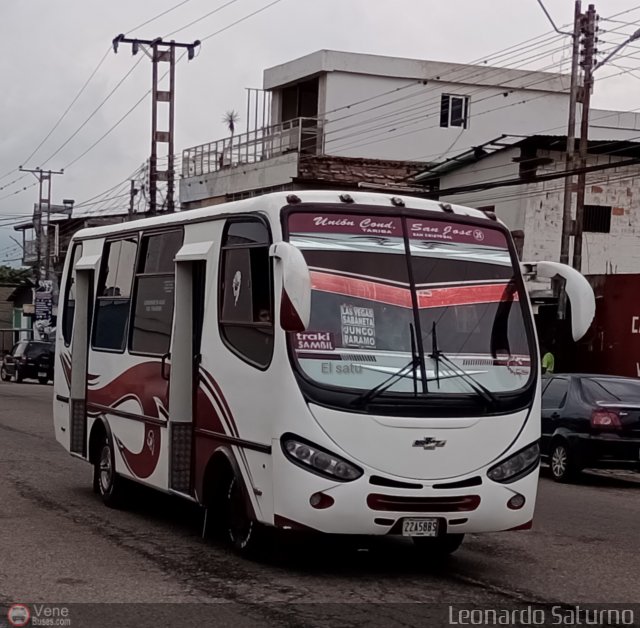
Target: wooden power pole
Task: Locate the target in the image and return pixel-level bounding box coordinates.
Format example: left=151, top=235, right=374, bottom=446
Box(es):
left=559, top=0, right=583, bottom=267
left=572, top=4, right=598, bottom=272
left=112, top=35, right=199, bottom=216
left=18, top=166, right=64, bottom=283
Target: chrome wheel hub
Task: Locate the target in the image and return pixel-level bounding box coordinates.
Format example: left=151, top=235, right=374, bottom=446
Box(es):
left=551, top=446, right=567, bottom=478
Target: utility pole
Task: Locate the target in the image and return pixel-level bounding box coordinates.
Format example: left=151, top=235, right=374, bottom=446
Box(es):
left=112, top=35, right=199, bottom=216
left=18, top=166, right=64, bottom=283
left=572, top=4, right=598, bottom=272
left=128, top=180, right=139, bottom=221
left=559, top=1, right=583, bottom=268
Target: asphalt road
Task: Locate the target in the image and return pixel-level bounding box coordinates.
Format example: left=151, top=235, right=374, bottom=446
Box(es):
left=0, top=381, right=639, bottom=627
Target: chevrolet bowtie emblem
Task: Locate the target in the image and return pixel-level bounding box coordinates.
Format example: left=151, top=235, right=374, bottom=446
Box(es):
left=413, top=437, right=447, bottom=450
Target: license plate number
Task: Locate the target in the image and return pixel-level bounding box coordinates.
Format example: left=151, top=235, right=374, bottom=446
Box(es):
left=402, top=518, right=439, bottom=537
left=38, top=371, right=47, bottom=377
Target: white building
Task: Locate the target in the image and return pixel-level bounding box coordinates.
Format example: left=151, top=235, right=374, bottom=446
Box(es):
left=429, top=134, right=640, bottom=274
left=180, top=49, right=640, bottom=210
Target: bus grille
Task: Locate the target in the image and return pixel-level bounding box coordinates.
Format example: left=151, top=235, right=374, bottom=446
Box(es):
left=367, top=494, right=481, bottom=513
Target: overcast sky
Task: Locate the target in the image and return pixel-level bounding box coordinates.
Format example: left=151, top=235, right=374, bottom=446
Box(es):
left=1, top=0, right=640, bottom=263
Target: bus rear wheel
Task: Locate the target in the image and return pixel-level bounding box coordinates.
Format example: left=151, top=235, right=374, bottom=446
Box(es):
left=412, top=533, right=464, bottom=557
left=93, top=434, right=125, bottom=508
left=224, top=474, right=266, bottom=558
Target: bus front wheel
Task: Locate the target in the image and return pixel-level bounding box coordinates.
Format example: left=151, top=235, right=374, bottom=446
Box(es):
left=224, top=474, right=266, bottom=558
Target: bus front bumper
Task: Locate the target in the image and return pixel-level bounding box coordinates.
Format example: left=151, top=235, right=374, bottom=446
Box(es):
left=271, top=453, right=539, bottom=535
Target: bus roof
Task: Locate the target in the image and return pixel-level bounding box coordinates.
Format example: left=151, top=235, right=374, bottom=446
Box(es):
left=71, top=190, right=493, bottom=241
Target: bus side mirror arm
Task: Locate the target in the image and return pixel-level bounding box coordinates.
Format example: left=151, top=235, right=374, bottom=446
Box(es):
left=269, top=242, right=311, bottom=332
left=521, top=261, right=595, bottom=341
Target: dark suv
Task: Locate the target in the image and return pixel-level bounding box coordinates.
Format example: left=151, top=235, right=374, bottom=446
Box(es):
left=1, top=340, right=54, bottom=384
left=541, top=374, right=640, bottom=482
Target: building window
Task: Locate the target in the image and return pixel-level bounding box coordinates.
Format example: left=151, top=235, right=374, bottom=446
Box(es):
left=583, top=205, right=612, bottom=233
left=62, top=243, right=82, bottom=345
left=93, top=237, right=138, bottom=351
left=219, top=218, right=273, bottom=368
left=130, top=230, right=183, bottom=355
left=440, top=94, right=469, bottom=128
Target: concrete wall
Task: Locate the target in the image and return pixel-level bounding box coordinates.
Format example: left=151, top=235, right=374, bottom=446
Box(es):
left=439, top=147, right=526, bottom=231
left=521, top=151, right=640, bottom=273
left=179, top=153, right=299, bottom=206
left=441, top=147, right=640, bottom=273
left=321, top=71, right=570, bottom=162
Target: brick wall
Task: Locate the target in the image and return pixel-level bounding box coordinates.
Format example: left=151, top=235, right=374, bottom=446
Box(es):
left=522, top=150, right=640, bottom=273
left=297, top=155, right=425, bottom=188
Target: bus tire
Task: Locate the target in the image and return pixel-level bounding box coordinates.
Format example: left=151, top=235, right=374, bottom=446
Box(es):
left=412, top=533, right=464, bottom=557
left=94, top=432, right=125, bottom=508
left=224, top=474, right=266, bottom=558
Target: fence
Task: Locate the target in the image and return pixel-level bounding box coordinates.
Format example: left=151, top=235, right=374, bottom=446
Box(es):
left=182, top=117, right=323, bottom=178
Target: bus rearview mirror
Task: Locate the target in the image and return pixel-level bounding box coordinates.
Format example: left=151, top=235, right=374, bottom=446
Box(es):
left=521, top=261, right=595, bottom=341
left=270, top=242, right=311, bottom=332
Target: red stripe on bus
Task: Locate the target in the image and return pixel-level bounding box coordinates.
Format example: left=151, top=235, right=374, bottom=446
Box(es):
left=310, top=271, right=412, bottom=307
left=310, top=271, right=518, bottom=309
left=417, top=284, right=519, bottom=309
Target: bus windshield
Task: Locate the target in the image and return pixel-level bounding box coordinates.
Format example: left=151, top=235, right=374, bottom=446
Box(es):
left=287, top=209, right=533, bottom=401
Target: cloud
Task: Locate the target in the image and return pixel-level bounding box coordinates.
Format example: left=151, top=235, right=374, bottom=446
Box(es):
left=1, top=0, right=638, bottom=257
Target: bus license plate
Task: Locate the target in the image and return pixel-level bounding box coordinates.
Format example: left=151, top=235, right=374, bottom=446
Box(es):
left=402, top=518, right=439, bottom=537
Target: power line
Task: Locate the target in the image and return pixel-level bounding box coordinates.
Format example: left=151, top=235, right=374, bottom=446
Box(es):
left=128, top=0, right=196, bottom=33
left=320, top=7, right=635, bottom=144
left=24, top=48, right=113, bottom=169
left=0, top=1, right=200, bottom=187
left=331, top=57, right=640, bottom=161
left=164, top=0, right=242, bottom=37
left=200, top=0, right=285, bottom=41
left=41, top=56, right=146, bottom=168
left=323, top=43, right=574, bottom=151
left=62, top=89, right=151, bottom=171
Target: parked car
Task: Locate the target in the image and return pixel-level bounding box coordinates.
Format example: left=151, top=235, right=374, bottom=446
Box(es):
left=541, top=374, right=640, bottom=482
left=1, top=340, right=54, bottom=384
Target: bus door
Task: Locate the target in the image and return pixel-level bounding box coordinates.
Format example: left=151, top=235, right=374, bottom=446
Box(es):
left=67, top=251, right=100, bottom=457
left=169, top=244, right=210, bottom=496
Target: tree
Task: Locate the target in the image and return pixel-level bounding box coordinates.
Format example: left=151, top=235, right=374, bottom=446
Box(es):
left=0, top=265, right=33, bottom=284
left=222, top=110, right=240, bottom=138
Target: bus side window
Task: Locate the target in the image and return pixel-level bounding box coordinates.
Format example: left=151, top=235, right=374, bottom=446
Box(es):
left=219, top=218, right=273, bottom=368
left=92, top=237, right=138, bottom=351
left=130, top=230, right=184, bottom=355
left=62, top=243, right=83, bottom=345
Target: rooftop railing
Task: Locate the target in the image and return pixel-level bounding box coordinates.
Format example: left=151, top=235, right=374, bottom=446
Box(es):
left=182, top=117, right=323, bottom=178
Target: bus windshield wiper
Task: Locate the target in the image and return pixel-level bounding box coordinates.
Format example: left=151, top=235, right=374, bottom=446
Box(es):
left=352, top=324, right=421, bottom=407
left=430, top=321, right=498, bottom=407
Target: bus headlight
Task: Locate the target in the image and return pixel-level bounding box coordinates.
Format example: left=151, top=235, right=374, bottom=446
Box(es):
left=281, top=434, right=363, bottom=482
left=487, top=442, right=540, bottom=483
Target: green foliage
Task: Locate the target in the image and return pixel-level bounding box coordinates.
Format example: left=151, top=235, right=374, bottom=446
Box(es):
left=0, top=265, right=33, bottom=284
